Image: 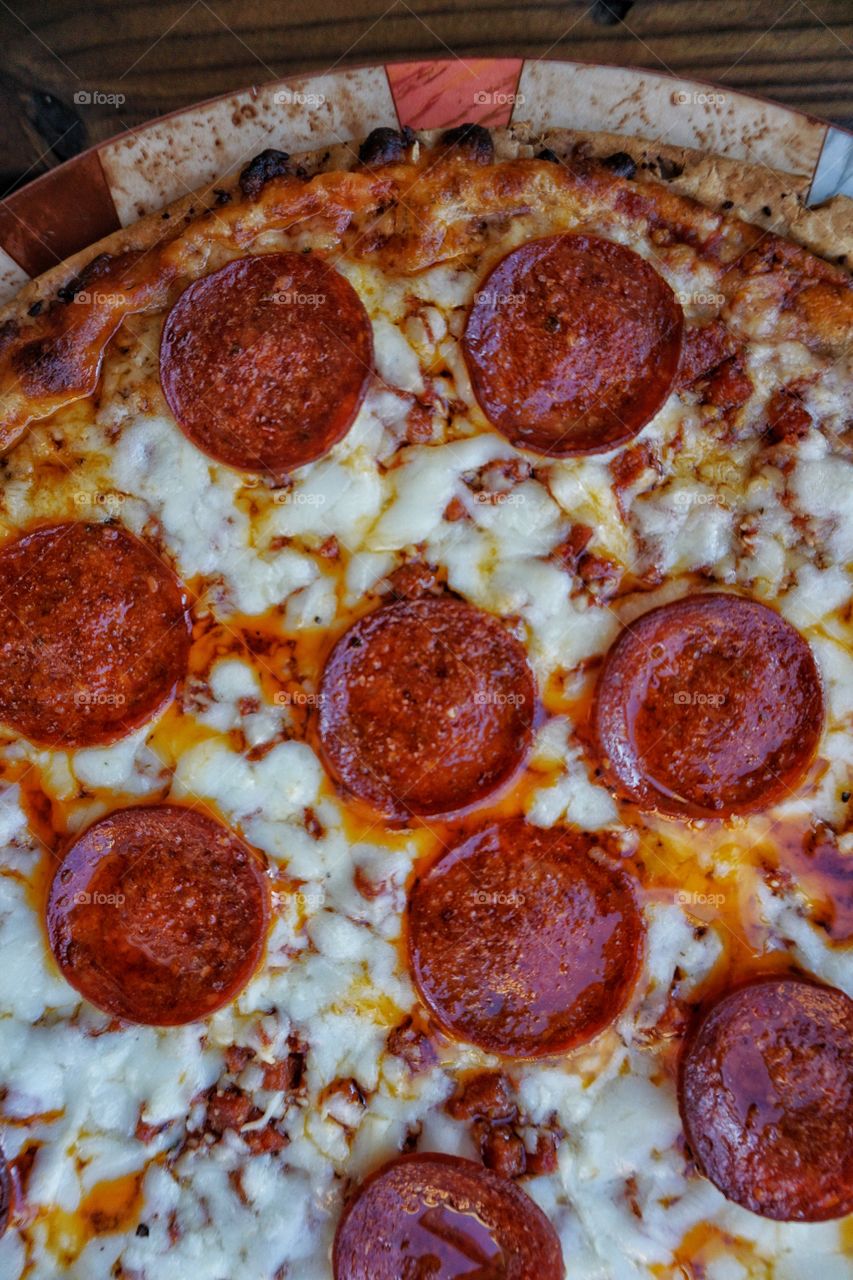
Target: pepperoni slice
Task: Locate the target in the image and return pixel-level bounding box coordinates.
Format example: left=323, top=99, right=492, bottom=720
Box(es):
left=333, top=1152, right=564, bottom=1280
left=160, top=252, right=373, bottom=473
left=47, top=805, right=269, bottom=1025
left=592, top=593, right=823, bottom=818
left=317, top=595, right=535, bottom=818
left=679, top=975, right=853, bottom=1221
left=0, top=522, right=191, bottom=748
left=408, top=819, right=642, bottom=1058
left=462, top=233, right=683, bottom=456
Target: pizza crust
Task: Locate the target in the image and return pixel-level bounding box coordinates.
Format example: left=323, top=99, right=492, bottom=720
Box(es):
left=519, top=125, right=853, bottom=268
left=1, top=121, right=849, bottom=332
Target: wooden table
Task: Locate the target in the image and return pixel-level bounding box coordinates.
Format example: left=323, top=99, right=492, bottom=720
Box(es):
left=0, top=0, right=851, bottom=195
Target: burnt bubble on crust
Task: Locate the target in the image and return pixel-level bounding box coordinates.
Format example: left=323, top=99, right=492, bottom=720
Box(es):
left=602, top=151, right=637, bottom=179
left=13, top=332, right=85, bottom=395
left=657, top=155, right=685, bottom=182
left=239, top=149, right=295, bottom=199
left=8, top=247, right=147, bottom=395
left=440, top=123, right=494, bottom=164
left=357, top=126, right=416, bottom=167
left=56, top=251, right=118, bottom=305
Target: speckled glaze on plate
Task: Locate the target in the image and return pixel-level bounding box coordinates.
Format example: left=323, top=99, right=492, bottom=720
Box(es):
left=0, top=56, right=850, bottom=303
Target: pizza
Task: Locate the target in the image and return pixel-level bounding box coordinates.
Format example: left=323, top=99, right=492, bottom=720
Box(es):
left=0, top=118, right=850, bottom=1280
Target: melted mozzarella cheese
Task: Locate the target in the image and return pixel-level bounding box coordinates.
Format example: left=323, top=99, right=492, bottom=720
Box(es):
left=110, top=415, right=321, bottom=617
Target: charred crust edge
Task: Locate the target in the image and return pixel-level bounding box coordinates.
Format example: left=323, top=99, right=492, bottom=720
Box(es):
left=357, top=126, right=416, bottom=167
left=239, top=149, right=299, bottom=199
left=56, top=252, right=113, bottom=304
left=656, top=155, right=685, bottom=182
left=440, top=123, right=494, bottom=164
left=601, top=151, right=637, bottom=180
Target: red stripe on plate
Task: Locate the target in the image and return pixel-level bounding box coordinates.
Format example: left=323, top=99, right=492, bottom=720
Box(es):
left=387, top=58, right=523, bottom=130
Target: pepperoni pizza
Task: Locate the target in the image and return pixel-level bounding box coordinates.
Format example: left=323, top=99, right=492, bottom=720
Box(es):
left=0, top=122, right=850, bottom=1279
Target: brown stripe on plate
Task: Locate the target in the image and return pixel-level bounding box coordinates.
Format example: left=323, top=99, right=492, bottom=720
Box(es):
left=0, top=150, right=120, bottom=279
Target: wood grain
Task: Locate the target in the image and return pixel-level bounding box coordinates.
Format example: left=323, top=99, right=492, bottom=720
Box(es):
left=0, top=0, right=850, bottom=194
